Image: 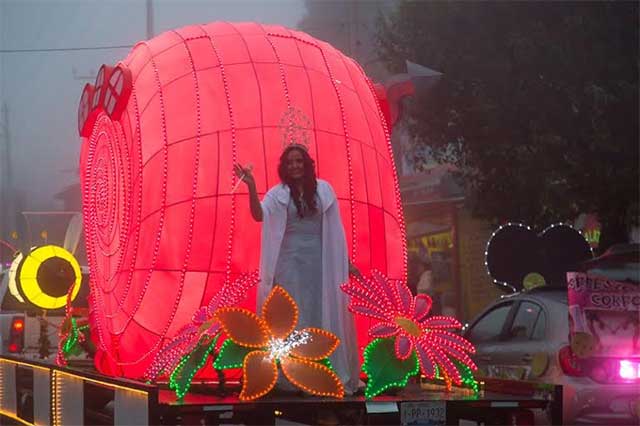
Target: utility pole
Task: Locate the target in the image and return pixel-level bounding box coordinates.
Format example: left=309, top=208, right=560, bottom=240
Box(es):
left=146, top=0, right=155, bottom=40
left=352, top=1, right=359, bottom=61
left=0, top=103, right=13, bottom=248
left=0, top=0, right=7, bottom=254
left=347, top=1, right=359, bottom=60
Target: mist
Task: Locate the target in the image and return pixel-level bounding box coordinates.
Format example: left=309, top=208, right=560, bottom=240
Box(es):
left=0, top=0, right=306, bottom=242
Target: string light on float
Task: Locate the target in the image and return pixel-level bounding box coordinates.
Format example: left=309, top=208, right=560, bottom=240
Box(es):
left=168, top=335, right=219, bottom=400
left=541, top=222, right=595, bottom=258
left=8, top=252, right=25, bottom=303
left=144, top=271, right=259, bottom=382
left=361, top=337, right=420, bottom=398
left=484, top=222, right=531, bottom=293
left=15, top=245, right=82, bottom=311
left=213, top=286, right=344, bottom=401
left=341, top=271, right=478, bottom=397
left=267, top=330, right=312, bottom=361
left=485, top=221, right=593, bottom=293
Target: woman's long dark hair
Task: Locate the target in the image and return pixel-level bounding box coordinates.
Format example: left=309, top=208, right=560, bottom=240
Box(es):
left=278, top=145, right=318, bottom=217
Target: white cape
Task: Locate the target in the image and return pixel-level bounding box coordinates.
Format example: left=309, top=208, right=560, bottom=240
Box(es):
left=258, top=179, right=359, bottom=393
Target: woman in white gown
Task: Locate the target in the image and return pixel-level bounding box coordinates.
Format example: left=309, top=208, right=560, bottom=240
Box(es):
left=234, top=144, right=360, bottom=394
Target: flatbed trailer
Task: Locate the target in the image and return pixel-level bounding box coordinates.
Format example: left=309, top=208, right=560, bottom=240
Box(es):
left=0, top=355, right=562, bottom=425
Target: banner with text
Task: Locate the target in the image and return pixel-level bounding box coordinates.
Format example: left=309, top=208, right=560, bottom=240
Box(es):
left=567, top=272, right=639, bottom=357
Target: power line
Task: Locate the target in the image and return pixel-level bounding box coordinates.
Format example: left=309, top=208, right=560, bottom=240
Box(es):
left=0, top=45, right=134, bottom=53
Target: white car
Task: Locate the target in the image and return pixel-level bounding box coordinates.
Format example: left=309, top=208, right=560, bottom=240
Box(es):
left=464, top=282, right=639, bottom=424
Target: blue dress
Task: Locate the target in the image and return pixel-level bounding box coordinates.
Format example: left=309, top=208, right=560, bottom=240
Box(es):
left=273, top=195, right=323, bottom=329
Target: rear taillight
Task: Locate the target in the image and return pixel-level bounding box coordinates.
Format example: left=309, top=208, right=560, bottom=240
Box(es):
left=8, top=316, right=25, bottom=353
left=618, top=360, right=640, bottom=381
left=590, top=358, right=640, bottom=384
left=12, top=318, right=24, bottom=331
left=558, top=346, right=584, bottom=376
left=588, top=359, right=640, bottom=384
left=559, top=346, right=640, bottom=383
left=579, top=356, right=640, bottom=383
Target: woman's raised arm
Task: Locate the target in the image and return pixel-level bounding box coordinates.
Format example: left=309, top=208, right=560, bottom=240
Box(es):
left=233, top=164, right=263, bottom=222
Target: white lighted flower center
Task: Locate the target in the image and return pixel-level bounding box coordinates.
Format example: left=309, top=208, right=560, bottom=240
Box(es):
left=267, top=330, right=312, bottom=361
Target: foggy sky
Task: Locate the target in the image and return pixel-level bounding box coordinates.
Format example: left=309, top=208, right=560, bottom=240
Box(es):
left=0, top=0, right=306, bottom=215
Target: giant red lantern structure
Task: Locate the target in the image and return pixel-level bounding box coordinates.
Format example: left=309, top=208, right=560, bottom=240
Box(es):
left=78, top=22, right=407, bottom=378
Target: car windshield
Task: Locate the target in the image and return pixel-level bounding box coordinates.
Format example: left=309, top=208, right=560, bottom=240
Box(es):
left=508, top=301, right=545, bottom=340
left=466, top=303, right=513, bottom=342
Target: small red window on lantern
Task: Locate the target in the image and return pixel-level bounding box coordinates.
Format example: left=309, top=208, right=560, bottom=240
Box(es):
left=78, top=64, right=132, bottom=137
left=92, top=66, right=107, bottom=110
left=104, top=65, right=132, bottom=120
left=78, top=83, right=95, bottom=136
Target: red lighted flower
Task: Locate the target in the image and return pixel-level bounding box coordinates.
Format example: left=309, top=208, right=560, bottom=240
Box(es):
left=341, top=270, right=477, bottom=385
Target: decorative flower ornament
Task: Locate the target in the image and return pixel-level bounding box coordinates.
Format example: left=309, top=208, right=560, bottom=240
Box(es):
left=214, top=286, right=344, bottom=400
left=144, top=271, right=259, bottom=398
left=341, top=270, right=478, bottom=397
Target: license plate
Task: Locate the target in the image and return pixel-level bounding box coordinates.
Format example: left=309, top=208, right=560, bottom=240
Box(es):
left=400, top=401, right=446, bottom=426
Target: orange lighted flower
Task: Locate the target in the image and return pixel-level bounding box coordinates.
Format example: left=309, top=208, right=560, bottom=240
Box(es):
left=215, top=286, right=343, bottom=400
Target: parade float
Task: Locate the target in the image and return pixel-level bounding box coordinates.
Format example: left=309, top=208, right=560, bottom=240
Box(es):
left=0, top=23, right=564, bottom=426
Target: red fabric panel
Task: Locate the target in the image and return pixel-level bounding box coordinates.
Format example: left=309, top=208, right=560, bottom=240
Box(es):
left=353, top=202, right=371, bottom=268
left=347, top=139, right=368, bottom=203
left=368, top=206, right=387, bottom=272
left=166, top=271, right=207, bottom=336
left=134, top=270, right=181, bottom=335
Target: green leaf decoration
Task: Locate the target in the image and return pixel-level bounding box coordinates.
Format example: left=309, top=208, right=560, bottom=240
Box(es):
left=452, top=359, right=479, bottom=393
left=169, top=334, right=219, bottom=399
left=68, top=343, right=83, bottom=357
left=59, top=319, right=93, bottom=364
left=213, top=338, right=253, bottom=370
left=319, top=357, right=335, bottom=372
left=432, top=359, right=479, bottom=393
left=62, top=318, right=79, bottom=354
left=362, top=338, right=419, bottom=398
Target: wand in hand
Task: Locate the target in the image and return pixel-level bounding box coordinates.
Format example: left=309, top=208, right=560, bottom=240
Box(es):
left=231, top=163, right=254, bottom=194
